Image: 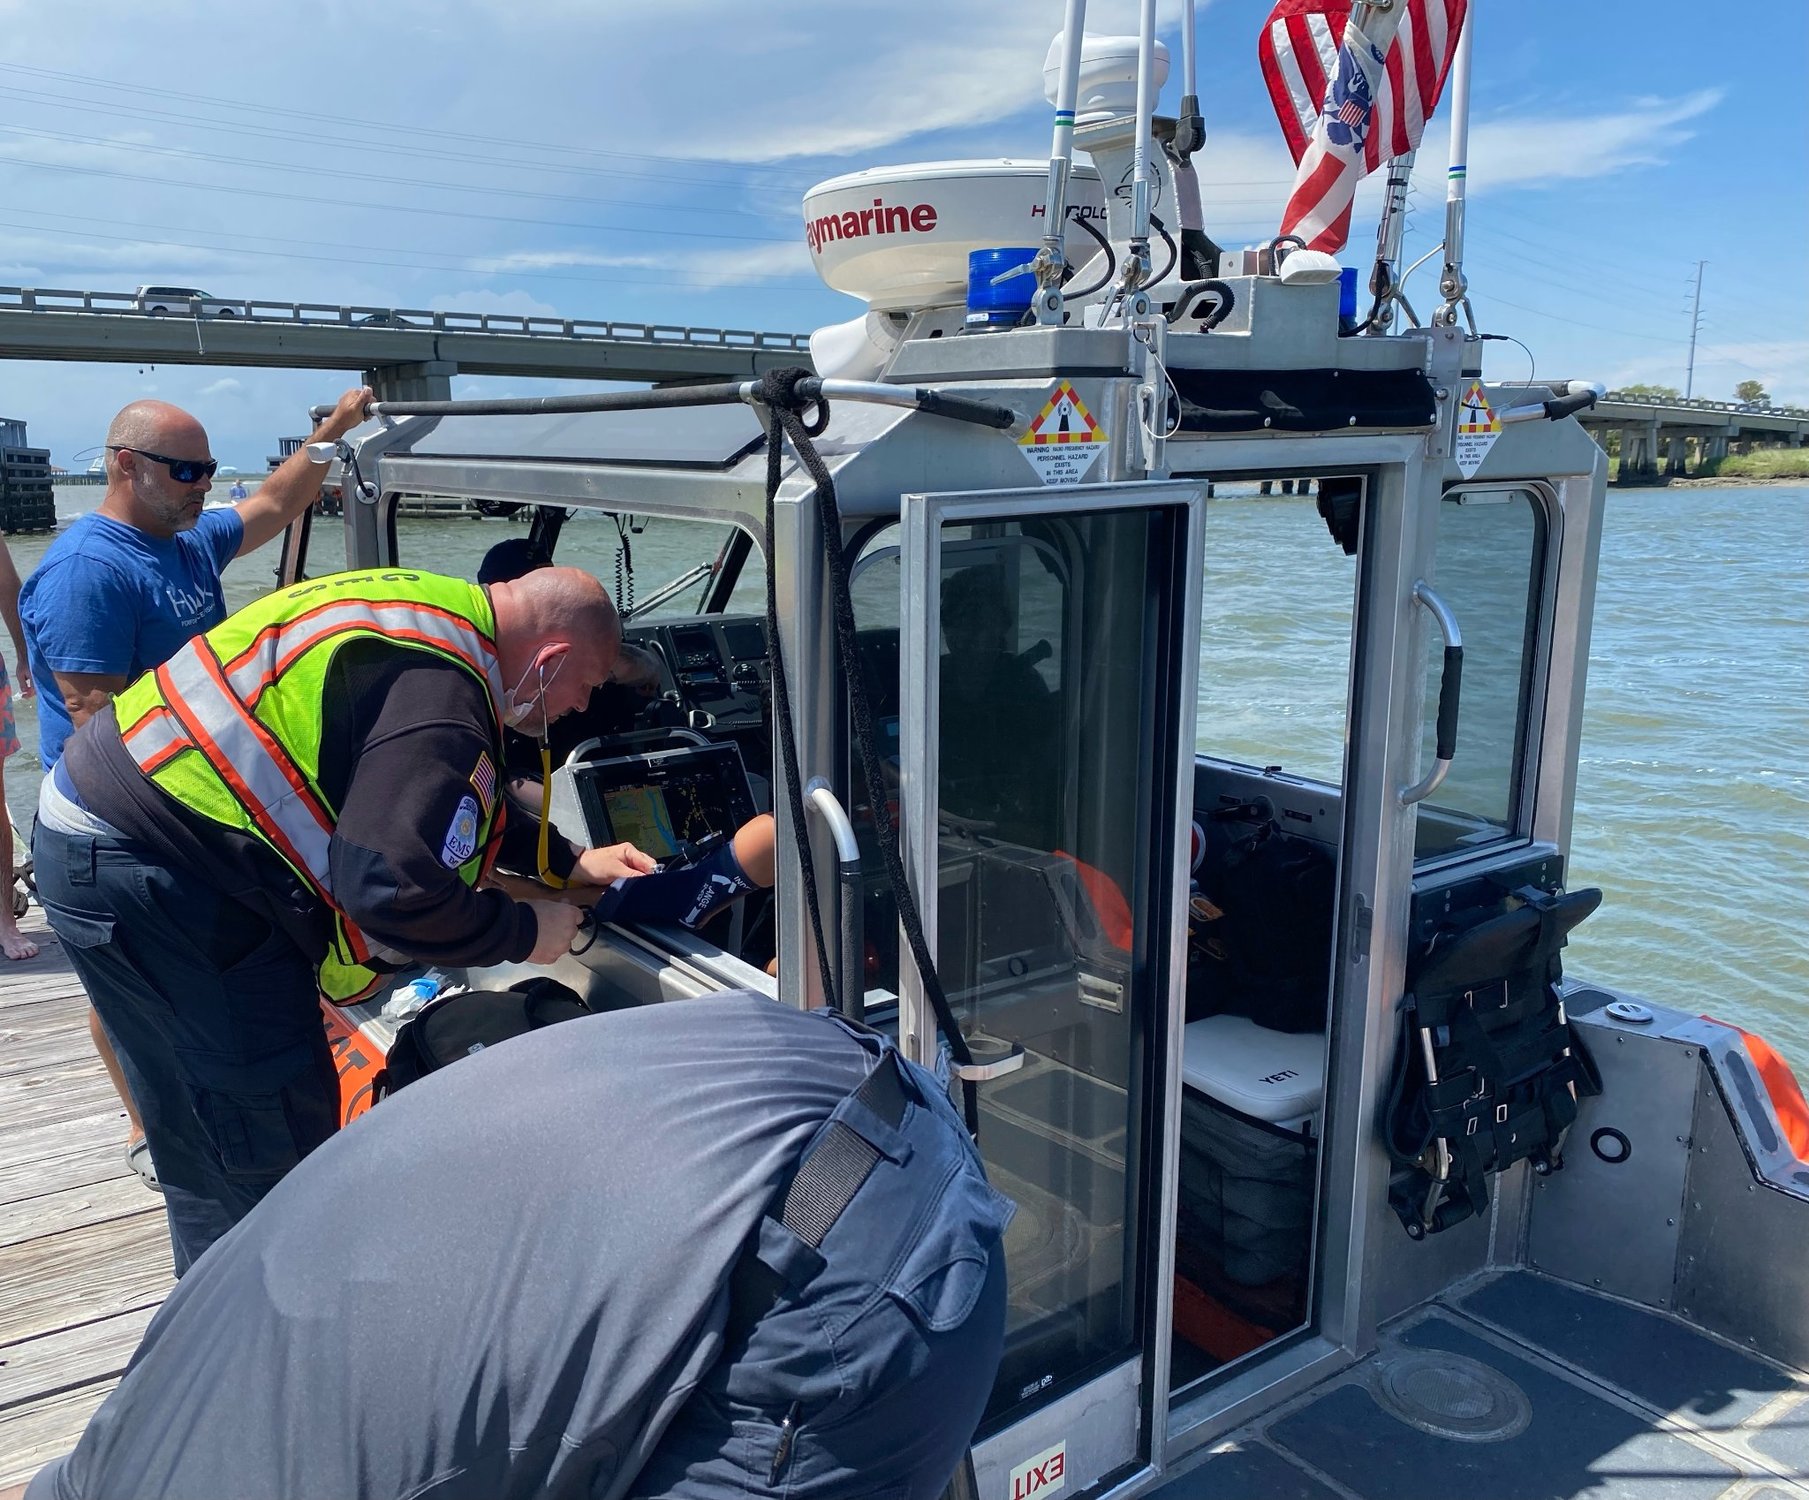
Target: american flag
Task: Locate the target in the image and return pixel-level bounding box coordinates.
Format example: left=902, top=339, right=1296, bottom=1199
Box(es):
left=1260, top=0, right=1467, bottom=252
left=469, top=751, right=496, bottom=817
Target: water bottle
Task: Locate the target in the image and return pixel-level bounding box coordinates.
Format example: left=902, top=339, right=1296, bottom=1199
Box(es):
left=382, top=968, right=448, bottom=1021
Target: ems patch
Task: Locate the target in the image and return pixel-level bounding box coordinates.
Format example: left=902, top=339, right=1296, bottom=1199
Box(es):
left=440, top=794, right=481, bottom=868
left=469, top=751, right=497, bottom=818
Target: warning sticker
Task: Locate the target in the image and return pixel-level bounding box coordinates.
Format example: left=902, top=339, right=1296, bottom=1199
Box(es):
left=1019, top=380, right=1108, bottom=486
left=1453, top=380, right=1501, bottom=479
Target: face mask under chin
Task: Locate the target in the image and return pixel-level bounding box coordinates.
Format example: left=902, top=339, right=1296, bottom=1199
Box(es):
left=503, top=656, right=564, bottom=732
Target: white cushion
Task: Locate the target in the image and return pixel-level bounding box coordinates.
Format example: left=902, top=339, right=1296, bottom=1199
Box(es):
left=1182, top=1015, right=1325, bottom=1128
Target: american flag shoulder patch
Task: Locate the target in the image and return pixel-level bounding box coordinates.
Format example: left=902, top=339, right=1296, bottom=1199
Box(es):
left=469, top=751, right=497, bottom=818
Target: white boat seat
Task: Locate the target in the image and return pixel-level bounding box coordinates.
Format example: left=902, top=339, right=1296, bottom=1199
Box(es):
left=1182, top=1015, right=1326, bottom=1134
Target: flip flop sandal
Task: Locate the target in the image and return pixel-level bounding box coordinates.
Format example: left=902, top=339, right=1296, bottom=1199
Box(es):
left=126, top=1139, right=162, bottom=1194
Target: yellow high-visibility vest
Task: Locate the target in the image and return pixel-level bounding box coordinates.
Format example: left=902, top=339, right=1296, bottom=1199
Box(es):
left=113, top=569, right=508, bottom=1002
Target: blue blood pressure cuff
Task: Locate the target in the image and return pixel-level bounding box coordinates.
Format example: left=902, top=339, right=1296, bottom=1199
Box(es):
left=591, top=838, right=758, bottom=931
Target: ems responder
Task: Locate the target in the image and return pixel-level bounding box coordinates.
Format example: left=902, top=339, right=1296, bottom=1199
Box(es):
left=31, top=564, right=653, bottom=1274
left=16, top=993, right=1013, bottom=1500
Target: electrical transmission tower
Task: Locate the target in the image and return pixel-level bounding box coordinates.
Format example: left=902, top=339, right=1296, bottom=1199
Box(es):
left=1684, top=260, right=1706, bottom=399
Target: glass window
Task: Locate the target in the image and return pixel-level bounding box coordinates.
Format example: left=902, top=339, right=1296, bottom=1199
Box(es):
left=929, top=506, right=1184, bottom=1427
left=1413, top=487, right=1546, bottom=860
left=1194, top=489, right=1358, bottom=785
left=392, top=509, right=752, bottom=622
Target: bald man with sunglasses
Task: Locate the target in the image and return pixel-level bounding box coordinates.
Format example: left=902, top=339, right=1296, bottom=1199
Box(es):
left=18, top=387, right=369, bottom=1188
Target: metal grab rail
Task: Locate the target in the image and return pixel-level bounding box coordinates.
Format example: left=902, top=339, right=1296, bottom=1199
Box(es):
left=805, top=779, right=866, bottom=1023
left=1399, top=580, right=1464, bottom=808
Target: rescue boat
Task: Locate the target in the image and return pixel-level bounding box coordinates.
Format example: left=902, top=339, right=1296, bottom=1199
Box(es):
left=293, top=7, right=1809, bottom=1497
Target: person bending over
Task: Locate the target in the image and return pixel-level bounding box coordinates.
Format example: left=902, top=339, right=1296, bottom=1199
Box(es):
left=33, top=564, right=648, bottom=1273
left=15, top=993, right=1012, bottom=1500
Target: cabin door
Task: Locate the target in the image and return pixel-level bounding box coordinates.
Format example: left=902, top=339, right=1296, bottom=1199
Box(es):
left=896, top=481, right=1204, bottom=1500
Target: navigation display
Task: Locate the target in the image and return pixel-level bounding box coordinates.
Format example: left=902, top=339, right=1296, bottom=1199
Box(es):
left=603, top=780, right=714, bottom=860
left=570, top=742, right=759, bottom=862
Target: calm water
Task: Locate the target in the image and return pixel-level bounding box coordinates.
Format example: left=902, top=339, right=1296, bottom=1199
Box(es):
left=6, top=483, right=1805, bottom=1067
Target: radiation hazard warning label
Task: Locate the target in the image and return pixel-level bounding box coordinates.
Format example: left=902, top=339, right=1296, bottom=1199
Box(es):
left=1019, top=380, right=1108, bottom=485
left=1453, top=380, right=1501, bottom=478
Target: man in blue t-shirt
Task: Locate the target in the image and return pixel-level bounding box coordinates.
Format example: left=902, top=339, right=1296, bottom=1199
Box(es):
left=18, top=385, right=371, bottom=1184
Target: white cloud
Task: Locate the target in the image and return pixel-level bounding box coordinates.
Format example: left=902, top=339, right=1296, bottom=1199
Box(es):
left=428, top=288, right=562, bottom=318
left=471, top=250, right=667, bottom=273
left=1415, top=90, right=1722, bottom=195
left=197, top=376, right=243, bottom=398
left=0, top=235, right=246, bottom=278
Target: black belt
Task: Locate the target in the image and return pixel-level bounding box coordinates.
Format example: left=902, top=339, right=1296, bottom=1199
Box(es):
left=727, top=1049, right=911, bottom=1338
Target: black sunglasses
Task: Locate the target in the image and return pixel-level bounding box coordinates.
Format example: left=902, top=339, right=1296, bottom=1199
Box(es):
left=110, top=447, right=218, bottom=484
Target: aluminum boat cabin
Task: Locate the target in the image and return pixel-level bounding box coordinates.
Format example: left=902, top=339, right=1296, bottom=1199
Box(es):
left=285, top=17, right=1809, bottom=1500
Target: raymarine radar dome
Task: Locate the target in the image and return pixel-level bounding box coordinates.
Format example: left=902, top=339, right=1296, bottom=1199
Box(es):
left=803, top=159, right=1105, bottom=312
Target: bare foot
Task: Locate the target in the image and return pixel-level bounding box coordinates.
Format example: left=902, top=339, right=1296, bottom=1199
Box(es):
left=1, top=926, right=38, bottom=961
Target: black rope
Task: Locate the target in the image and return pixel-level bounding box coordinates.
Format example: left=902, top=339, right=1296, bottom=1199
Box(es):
left=756, top=366, right=980, bottom=1134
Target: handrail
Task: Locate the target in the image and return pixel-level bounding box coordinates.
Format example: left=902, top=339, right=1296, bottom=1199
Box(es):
left=0, top=285, right=811, bottom=351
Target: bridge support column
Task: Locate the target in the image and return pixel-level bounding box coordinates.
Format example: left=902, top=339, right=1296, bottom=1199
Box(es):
left=1701, top=435, right=1728, bottom=469
left=1628, top=427, right=1657, bottom=484
left=364, top=360, right=456, bottom=403
left=1665, top=434, right=1689, bottom=476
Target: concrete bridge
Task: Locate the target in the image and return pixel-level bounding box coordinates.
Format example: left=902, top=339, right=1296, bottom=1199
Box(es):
left=0, top=285, right=813, bottom=400
left=1576, top=392, right=1808, bottom=484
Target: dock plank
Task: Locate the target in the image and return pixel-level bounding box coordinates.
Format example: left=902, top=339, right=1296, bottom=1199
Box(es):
left=0, top=1306, right=157, bottom=1411
left=0, top=1111, right=133, bottom=1192
left=0, top=910, right=169, bottom=1482
left=0, top=1213, right=172, bottom=1348
left=0, top=1177, right=160, bottom=1251
left=0, top=997, right=98, bottom=1049
left=0, top=1380, right=122, bottom=1489
left=0, top=1027, right=103, bottom=1082
left=0, top=1060, right=118, bottom=1132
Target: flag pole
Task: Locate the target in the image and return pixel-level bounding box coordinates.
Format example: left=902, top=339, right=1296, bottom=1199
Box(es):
left=1433, top=5, right=1475, bottom=330
left=1367, top=148, right=1417, bottom=332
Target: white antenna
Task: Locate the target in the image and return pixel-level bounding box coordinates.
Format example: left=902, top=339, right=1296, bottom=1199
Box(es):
left=1433, top=6, right=1475, bottom=332
left=1119, top=0, right=1161, bottom=297
left=1032, top=0, right=1089, bottom=325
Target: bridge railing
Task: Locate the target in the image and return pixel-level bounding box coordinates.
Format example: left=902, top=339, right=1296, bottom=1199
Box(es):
left=1601, top=390, right=1806, bottom=419
left=0, top=286, right=812, bottom=351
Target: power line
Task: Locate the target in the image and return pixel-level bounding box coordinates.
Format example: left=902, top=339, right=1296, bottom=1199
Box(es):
left=0, top=59, right=821, bottom=181
left=0, top=214, right=828, bottom=297
left=0, top=151, right=797, bottom=245
left=0, top=120, right=787, bottom=227
left=0, top=206, right=817, bottom=287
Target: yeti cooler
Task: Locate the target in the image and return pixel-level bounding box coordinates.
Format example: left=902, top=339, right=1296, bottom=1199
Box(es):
left=1178, top=1016, right=1326, bottom=1287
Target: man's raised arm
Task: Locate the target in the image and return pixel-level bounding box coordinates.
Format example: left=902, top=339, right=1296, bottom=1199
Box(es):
left=232, top=386, right=373, bottom=556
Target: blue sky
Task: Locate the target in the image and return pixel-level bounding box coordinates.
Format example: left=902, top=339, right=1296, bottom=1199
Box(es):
left=0, top=0, right=1802, bottom=469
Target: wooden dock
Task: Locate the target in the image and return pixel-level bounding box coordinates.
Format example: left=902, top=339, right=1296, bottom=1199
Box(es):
left=0, top=908, right=171, bottom=1487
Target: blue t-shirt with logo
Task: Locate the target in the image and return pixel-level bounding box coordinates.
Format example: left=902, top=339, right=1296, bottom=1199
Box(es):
left=20, top=508, right=243, bottom=769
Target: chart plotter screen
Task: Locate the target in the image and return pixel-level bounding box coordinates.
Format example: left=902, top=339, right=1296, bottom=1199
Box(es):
left=603, top=780, right=712, bottom=860
left=572, top=742, right=758, bottom=862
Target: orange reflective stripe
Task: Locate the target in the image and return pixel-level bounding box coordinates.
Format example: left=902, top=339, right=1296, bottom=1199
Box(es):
left=1738, top=1028, right=1809, bottom=1163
